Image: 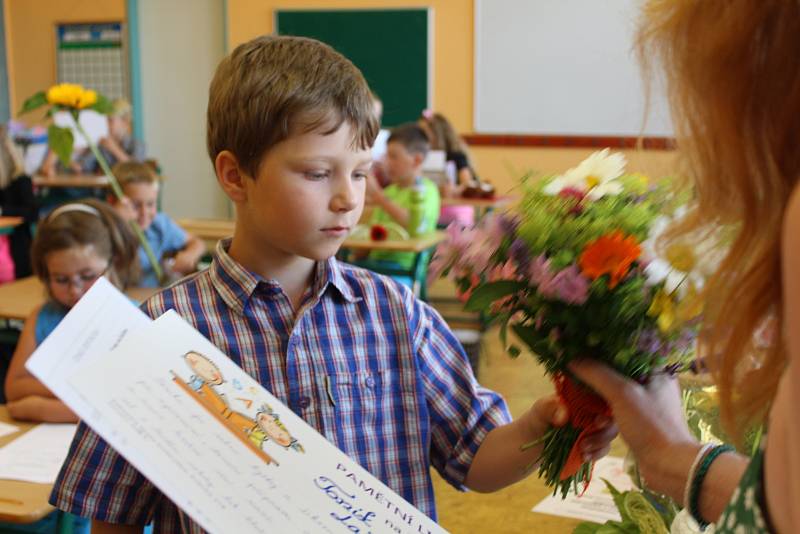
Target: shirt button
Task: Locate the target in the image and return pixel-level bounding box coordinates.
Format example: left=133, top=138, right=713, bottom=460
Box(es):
left=298, top=396, right=311, bottom=409
left=365, top=376, right=376, bottom=388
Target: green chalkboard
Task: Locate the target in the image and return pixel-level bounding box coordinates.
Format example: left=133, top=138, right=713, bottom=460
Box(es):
left=276, top=9, right=429, bottom=127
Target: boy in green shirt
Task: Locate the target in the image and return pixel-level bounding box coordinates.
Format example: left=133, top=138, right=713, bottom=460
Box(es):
left=365, top=123, right=440, bottom=271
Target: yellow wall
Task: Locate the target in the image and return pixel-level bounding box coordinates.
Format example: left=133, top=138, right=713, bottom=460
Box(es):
left=4, top=0, right=126, bottom=121
left=227, top=0, right=473, bottom=132
left=226, top=1, right=675, bottom=190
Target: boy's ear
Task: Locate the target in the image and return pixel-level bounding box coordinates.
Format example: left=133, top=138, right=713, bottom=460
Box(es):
left=412, top=152, right=425, bottom=168
left=215, top=151, right=249, bottom=203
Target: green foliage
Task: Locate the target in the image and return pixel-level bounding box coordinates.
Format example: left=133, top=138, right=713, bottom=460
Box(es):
left=19, top=91, right=48, bottom=114
left=464, top=280, right=527, bottom=312
left=47, top=125, right=74, bottom=167
left=90, top=93, right=115, bottom=115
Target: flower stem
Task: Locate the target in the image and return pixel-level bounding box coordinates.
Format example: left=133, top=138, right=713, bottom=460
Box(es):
left=73, top=118, right=165, bottom=284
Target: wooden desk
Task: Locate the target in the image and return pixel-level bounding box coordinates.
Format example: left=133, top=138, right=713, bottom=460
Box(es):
left=0, top=217, right=23, bottom=236
left=177, top=219, right=447, bottom=256
left=0, top=277, right=158, bottom=322
left=33, top=174, right=110, bottom=189
left=0, top=406, right=55, bottom=524
left=342, top=231, right=446, bottom=253
left=176, top=218, right=234, bottom=251
left=441, top=195, right=515, bottom=209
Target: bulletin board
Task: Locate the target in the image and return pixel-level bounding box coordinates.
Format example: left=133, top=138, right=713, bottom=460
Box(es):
left=275, top=9, right=430, bottom=127
left=55, top=22, right=129, bottom=101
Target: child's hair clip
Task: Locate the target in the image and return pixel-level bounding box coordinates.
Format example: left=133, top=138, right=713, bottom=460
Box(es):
left=421, top=108, right=434, bottom=120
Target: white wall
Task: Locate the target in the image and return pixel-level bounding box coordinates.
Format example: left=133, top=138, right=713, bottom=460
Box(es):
left=138, top=0, right=228, bottom=218
left=475, top=0, right=672, bottom=136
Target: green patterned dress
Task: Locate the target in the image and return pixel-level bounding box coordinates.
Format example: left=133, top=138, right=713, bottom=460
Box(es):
left=714, top=440, right=773, bottom=533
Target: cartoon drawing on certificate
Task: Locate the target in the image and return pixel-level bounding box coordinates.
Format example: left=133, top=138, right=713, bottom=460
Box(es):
left=171, top=351, right=277, bottom=465
left=247, top=404, right=305, bottom=454
left=172, top=351, right=306, bottom=465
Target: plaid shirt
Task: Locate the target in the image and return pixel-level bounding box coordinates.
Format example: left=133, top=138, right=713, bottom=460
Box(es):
left=50, top=239, right=511, bottom=533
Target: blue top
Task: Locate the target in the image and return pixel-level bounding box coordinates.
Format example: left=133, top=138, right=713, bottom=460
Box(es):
left=34, top=301, right=69, bottom=345
left=139, top=212, right=188, bottom=287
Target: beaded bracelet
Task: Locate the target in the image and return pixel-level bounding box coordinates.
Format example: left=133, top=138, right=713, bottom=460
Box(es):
left=689, top=443, right=735, bottom=528
left=683, top=443, right=715, bottom=511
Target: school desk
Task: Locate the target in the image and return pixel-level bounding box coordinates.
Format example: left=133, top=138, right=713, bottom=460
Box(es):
left=176, top=217, right=234, bottom=251
left=177, top=218, right=446, bottom=254
left=441, top=195, right=517, bottom=221
left=0, top=277, right=158, bottom=322
left=341, top=230, right=446, bottom=253
left=32, top=174, right=110, bottom=189
left=0, top=406, right=55, bottom=524
left=0, top=217, right=23, bottom=236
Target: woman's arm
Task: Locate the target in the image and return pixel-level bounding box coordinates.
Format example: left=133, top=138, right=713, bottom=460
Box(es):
left=569, top=361, right=748, bottom=524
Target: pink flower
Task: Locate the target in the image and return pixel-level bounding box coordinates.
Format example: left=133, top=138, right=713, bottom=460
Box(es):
left=457, top=273, right=481, bottom=303
left=551, top=265, right=590, bottom=305
left=529, top=255, right=558, bottom=298
left=487, top=260, right=521, bottom=282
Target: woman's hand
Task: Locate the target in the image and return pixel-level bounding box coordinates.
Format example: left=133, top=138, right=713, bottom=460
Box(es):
left=568, top=360, right=700, bottom=494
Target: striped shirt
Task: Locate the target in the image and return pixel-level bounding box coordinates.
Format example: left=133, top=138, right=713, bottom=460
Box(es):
left=50, top=239, right=511, bottom=533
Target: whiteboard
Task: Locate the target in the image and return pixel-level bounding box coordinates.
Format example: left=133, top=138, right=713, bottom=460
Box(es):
left=474, top=0, right=672, bottom=137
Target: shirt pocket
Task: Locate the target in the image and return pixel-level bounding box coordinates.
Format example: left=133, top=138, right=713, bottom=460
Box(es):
left=326, top=369, right=417, bottom=429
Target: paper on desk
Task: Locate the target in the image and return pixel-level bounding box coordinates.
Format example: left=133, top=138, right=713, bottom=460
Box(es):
left=532, top=456, right=635, bottom=524
left=26, top=276, right=151, bottom=420
left=0, top=424, right=77, bottom=483
left=0, top=421, right=19, bottom=438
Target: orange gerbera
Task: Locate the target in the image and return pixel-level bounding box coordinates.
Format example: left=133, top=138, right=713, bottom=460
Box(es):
left=579, top=231, right=641, bottom=289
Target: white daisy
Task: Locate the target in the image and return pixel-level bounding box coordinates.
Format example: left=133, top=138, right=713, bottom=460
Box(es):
left=543, top=148, right=627, bottom=200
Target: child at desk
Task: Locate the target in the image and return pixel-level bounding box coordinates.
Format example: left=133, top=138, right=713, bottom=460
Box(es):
left=362, top=123, right=441, bottom=284
left=418, top=111, right=480, bottom=227
left=39, top=99, right=145, bottom=177
left=50, top=35, right=616, bottom=533
left=4, top=199, right=139, bottom=423
left=110, top=161, right=206, bottom=287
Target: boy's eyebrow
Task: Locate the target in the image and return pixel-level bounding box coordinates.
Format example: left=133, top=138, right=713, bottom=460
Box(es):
left=292, top=156, right=375, bottom=167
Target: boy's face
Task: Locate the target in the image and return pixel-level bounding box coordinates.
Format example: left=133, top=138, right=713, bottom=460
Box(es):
left=109, top=116, right=131, bottom=141
left=385, top=142, right=422, bottom=187
left=185, top=352, right=222, bottom=385
left=122, top=181, right=159, bottom=230
left=257, top=413, right=292, bottom=447
left=236, top=123, right=372, bottom=262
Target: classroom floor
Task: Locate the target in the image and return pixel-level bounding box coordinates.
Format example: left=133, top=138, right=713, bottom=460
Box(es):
left=427, top=280, right=627, bottom=534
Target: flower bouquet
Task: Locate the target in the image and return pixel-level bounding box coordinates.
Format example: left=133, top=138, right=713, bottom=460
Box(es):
left=19, top=83, right=164, bottom=283
left=431, top=149, right=702, bottom=497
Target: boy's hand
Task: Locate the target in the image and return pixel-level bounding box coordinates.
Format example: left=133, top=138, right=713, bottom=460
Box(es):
left=525, top=394, right=618, bottom=462
left=170, top=250, right=198, bottom=275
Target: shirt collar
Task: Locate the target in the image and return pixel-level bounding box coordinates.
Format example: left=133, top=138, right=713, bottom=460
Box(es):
left=209, top=239, right=361, bottom=315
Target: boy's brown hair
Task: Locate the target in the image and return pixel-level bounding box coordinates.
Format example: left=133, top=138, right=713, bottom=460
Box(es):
left=388, top=123, right=430, bottom=157
left=112, top=161, right=159, bottom=187
left=206, top=35, right=379, bottom=178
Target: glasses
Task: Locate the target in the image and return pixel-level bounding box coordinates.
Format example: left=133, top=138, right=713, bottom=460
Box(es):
left=49, top=264, right=110, bottom=289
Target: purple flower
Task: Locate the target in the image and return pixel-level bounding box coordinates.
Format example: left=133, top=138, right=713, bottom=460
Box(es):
left=636, top=329, right=663, bottom=354
left=509, top=238, right=531, bottom=272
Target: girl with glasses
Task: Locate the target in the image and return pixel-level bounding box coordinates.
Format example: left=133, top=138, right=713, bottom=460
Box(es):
left=4, top=198, right=139, bottom=423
